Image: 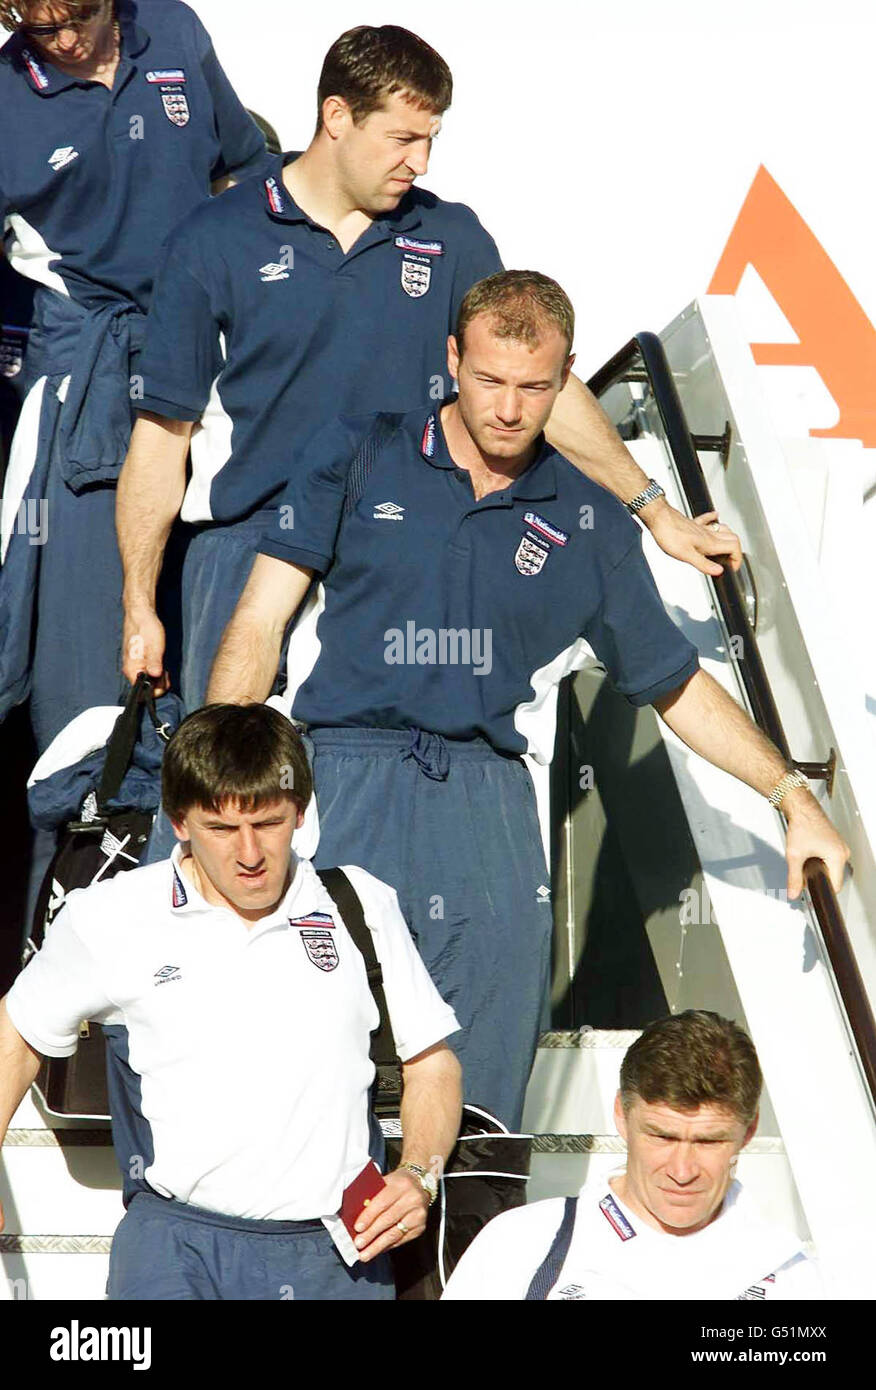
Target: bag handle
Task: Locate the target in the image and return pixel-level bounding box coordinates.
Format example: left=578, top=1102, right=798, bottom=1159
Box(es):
left=316, top=867, right=402, bottom=1115
left=96, top=672, right=170, bottom=813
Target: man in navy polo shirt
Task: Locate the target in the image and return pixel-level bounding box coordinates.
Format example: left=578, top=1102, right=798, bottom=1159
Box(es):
left=118, top=24, right=742, bottom=733
left=0, top=0, right=270, bottom=750
left=207, top=271, right=850, bottom=1127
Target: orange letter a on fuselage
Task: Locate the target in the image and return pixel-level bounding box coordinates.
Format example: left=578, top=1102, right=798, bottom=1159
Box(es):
left=709, top=165, right=876, bottom=447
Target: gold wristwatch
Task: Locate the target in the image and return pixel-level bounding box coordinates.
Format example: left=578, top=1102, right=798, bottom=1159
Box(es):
left=400, top=1162, right=439, bottom=1206
left=767, top=769, right=810, bottom=809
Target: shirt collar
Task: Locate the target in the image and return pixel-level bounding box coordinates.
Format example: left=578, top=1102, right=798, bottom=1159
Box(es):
left=117, top=0, right=150, bottom=59
left=168, top=844, right=334, bottom=935
left=418, top=402, right=559, bottom=502
left=263, top=152, right=423, bottom=235
left=169, top=844, right=212, bottom=915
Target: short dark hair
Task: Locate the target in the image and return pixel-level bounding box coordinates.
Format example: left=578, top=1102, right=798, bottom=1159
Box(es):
left=619, top=1011, right=762, bottom=1127
left=316, top=25, right=452, bottom=131
left=162, top=705, right=313, bottom=824
left=455, top=270, right=575, bottom=359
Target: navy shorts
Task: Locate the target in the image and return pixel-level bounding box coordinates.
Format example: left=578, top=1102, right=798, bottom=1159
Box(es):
left=311, top=727, right=552, bottom=1129
left=107, top=1191, right=394, bottom=1301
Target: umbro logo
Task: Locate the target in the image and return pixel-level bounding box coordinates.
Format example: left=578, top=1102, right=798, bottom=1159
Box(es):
left=259, top=262, right=290, bottom=282
left=154, top=964, right=182, bottom=985
left=48, top=146, right=78, bottom=171
left=373, top=501, right=405, bottom=521
left=536, top=885, right=551, bottom=902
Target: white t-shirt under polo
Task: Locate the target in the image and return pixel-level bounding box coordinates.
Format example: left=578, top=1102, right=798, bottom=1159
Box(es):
left=441, top=1177, right=821, bottom=1300
left=7, top=847, right=459, bottom=1221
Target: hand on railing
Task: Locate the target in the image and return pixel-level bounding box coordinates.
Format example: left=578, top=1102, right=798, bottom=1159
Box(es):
left=641, top=502, right=743, bottom=577
left=784, top=790, right=851, bottom=898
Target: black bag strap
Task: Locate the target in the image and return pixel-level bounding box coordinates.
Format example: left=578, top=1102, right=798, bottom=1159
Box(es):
left=316, top=868, right=402, bottom=1116
left=96, top=672, right=170, bottom=813
left=524, top=1196, right=577, bottom=1301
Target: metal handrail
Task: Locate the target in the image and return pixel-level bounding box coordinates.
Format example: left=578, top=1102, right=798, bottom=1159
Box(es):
left=588, top=332, right=876, bottom=1108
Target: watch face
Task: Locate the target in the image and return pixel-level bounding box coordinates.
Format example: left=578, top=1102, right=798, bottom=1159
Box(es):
left=423, top=1172, right=438, bottom=1197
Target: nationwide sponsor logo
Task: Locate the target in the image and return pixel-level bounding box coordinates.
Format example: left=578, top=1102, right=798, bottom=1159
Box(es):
left=300, top=928, right=339, bottom=972
left=48, top=146, right=78, bottom=171
left=22, top=49, right=49, bottom=89
left=420, top=415, right=436, bottom=459
left=514, top=533, right=549, bottom=576
left=264, top=177, right=285, bottom=215
left=171, top=870, right=188, bottom=908
left=400, top=254, right=431, bottom=298
left=146, top=69, right=186, bottom=83
left=289, top=912, right=335, bottom=929
left=154, top=965, right=182, bottom=986
left=523, top=511, right=569, bottom=547
left=394, top=235, right=444, bottom=256
left=373, top=501, right=405, bottom=521
left=599, top=1194, right=636, bottom=1241
left=160, top=88, right=190, bottom=127
left=737, top=1270, right=778, bottom=1300
left=259, top=262, right=290, bottom=282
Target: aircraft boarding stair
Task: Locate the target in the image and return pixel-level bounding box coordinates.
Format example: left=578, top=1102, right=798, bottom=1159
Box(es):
left=2, top=298, right=875, bottom=1300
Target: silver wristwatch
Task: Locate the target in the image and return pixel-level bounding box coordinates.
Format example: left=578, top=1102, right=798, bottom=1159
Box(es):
left=400, top=1162, right=439, bottom=1206
left=625, top=478, right=666, bottom=515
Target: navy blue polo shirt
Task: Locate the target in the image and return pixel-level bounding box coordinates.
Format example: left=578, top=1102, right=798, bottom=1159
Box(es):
left=260, top=405, right=701, bottom=761
left=0, top=0, right=269, bottom=312
left=136, top=153, right=503, bottom=523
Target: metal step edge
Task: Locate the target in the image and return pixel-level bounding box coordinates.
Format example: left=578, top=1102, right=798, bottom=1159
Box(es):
left=537, top=1029, right=643, bottom=1049
left=4, top=1129, right=113, bottom=1147
left=4, top=1129, right=785, bottom=1154
left=0, top=1235, right=111, bottom=1254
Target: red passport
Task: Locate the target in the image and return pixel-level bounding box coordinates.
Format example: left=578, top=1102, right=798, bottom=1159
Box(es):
left=340, top=1161, right=387, bottom=1239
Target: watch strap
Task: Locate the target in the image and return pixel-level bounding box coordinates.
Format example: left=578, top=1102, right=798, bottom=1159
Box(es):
left=625, top=478, right=665, bottom=515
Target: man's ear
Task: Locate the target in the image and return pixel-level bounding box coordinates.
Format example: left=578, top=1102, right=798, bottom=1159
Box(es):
left=741, top=1109, right=759, bottom=1151
left=295, top=804, right=306, bottom=830
left=169, top=816, right=189, bottom=845
left=320, top=94, right=351, bottom=140
left=613, top=1090, right=628, bottom=1140
left=447, top=333, right=460, bottom=382
left=559, top=352, right=576, bottom=390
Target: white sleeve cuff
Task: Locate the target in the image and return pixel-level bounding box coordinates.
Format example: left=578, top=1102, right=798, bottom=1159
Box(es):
left=4, top=992, right=79, bottom=1058
left=396, top=1007, right=461, bottom=1064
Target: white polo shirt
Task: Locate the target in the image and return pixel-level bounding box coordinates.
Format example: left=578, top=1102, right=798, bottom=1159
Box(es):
left=441, top=1176, right=821, bottom=1300
left=7, top=847, right=459, bottom=1221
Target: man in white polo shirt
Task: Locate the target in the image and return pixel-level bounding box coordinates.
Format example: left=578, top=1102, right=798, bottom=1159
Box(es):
left=442, top=1011, right=820, bottom=1300
left=0, top=704, right=462, bottom=1300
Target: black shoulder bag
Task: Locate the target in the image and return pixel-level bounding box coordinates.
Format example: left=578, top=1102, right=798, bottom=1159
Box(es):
left=24, top=674, right=170, bottom=1119
left=316, top=867, right=532, bottom=1301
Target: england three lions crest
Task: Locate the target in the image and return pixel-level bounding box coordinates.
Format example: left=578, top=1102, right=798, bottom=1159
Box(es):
left=299, top=928, right=339, bottom=972
left=161, top=87, right=190, bottom=127
left=401, top=254, right=431, bottom=298
left=515, top=533, right=550, bottom=575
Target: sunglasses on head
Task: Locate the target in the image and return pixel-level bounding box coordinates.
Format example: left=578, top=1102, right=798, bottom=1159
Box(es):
left=20, top=1, right=107, bottom=38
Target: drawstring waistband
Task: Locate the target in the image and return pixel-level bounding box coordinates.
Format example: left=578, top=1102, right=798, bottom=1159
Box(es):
left=402, top=727, right=449, bottom=781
